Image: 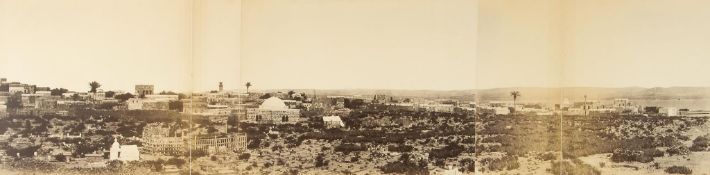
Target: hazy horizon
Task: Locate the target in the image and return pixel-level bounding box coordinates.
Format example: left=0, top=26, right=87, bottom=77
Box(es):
left=5, top=75, right=710, bottom=93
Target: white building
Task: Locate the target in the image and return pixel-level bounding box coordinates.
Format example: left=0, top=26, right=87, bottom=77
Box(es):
left=109, top=138, right=139, bottom=161
left=126, top=98, right=170, bottom=110
left=493, top=107, right=510, bottom=115
left=613, top=98, right=632, bottom=108
left=322, top=115, right=345, bottom=128
left=246, top=97, right=300, bottom=124
left=416, top=104, right=455, bottom=113
left=8, top=84, right=25, bottom=94
left=660, top=107, right=679, bottom=117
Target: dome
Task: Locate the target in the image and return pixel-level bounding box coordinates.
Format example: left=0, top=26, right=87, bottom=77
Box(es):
left=111, top=138, right=120, bottom=148
left=259, top=97, right=288, bottom=110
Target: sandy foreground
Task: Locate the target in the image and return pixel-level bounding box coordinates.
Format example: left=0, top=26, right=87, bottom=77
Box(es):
left=578, top=152, right=710, bottom=175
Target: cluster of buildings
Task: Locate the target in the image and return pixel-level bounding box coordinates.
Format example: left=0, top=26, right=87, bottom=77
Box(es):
left=0, top=78, right=77, bottom=117
left=125, top=85, right=180, bottom=111
left=479, top=97, right=710, bottom=117
left=0, top=78, right=185, bottom=117
left=384, top=101, right=476, bottom=114
left=142, top=123, right=247, bottom=155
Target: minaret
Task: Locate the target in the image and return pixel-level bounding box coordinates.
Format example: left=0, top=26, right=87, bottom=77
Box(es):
left=219, top=82, right=224, bottom=92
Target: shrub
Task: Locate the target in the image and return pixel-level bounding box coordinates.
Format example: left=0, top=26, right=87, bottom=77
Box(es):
left=380, top=161, right=428, bottom=174
left=315, top=153, right=328, bottom=167
left=486, top=155, right=520, bottom=171
left=334, top=143, right=367, bottom=154
left=667, top=146, right=690, bottom=156
left=550, top=160, right=600, bottom=175
left=388, top=144, right=414, bottom=152
left=611, top=148, right=663, bottom=163
left=238, top=153, right=251, bottom=160
left=429, top=143, right=464, bottom=159
left=665, top=166, right=692, bottom=174
left=690, top=135, right=709, bottom=152
left=380, top=153, right=428, bottom=174
left=537, top=152, right=557, bottom=161
left=166, top=158, right=186, bottom=168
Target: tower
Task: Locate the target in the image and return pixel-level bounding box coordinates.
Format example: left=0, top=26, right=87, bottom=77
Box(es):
left=219, top=82, right=224, bottom=92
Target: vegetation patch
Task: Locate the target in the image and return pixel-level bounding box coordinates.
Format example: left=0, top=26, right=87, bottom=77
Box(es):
left=665, top=166, right=693, bottom=174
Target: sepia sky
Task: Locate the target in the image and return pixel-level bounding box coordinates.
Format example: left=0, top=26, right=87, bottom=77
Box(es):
left=240, top=0, right=477, bottom=90
left=0, top=0, right=476, bottom=92
left=3, top=0, right=710, bottom=92
left=477, top=0, right=710, bottom=89
left=0, top=0, right=195, bottom=92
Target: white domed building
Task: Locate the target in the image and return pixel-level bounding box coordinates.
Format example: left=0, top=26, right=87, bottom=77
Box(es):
left=246, top=97, right=300, bottom=124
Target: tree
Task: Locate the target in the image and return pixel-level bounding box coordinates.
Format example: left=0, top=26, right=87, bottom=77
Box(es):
left=260, top=93, right=272, bottom=99
left=89, top=81, right=101, bottom=93
left=105, top=91, right=116, bottom=98
left=239, top=153, right=251, bottom=160
left=510, top=91, right=521, bottom=113
left=169, top=100, right=183, bottom=112
left=71, top=94, right=82, bottom=101
left=166, top=158, right=186, bottom=168
left=206, top=126, right=218, bottom=134
left=50, top=88, right=68, bottom=96
left=6, top=92, right=22, bottom=110
left=55, top=154, right=67, bottom=162
left=114, top=93, right=135, bottom=102
left=245, top=82, right=252, bottom=94
left=287, top=90, right=296, bottom=99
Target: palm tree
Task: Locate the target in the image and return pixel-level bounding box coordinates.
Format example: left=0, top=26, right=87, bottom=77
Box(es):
left=510, top=91, right=521, bottom=112
left=245, top=82, right=252, bottom=94
left=89, top=81, right=101, bottom=93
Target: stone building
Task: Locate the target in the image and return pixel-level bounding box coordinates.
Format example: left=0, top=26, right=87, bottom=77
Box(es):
left=135, top=85, right=154, bottom=96
left=245, top=97, right=300, bottom=124
left=191, top=133, right=248, bottom=154
left=142, top=124, right=248, bottom=155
